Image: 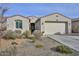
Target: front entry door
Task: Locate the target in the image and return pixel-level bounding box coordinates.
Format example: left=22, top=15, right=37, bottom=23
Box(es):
left=31, top=23, right=35, bottom=32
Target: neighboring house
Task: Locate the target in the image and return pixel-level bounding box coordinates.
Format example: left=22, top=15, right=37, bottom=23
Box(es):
left=6, top=15, right=30, bottom=33
left=35, top=13, right=71, bottom=35
left=72, top=18, right=79, bottom=33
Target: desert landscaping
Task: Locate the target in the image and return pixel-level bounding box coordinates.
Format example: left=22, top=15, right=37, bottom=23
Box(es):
left=0, top=30, right=79, bottom=56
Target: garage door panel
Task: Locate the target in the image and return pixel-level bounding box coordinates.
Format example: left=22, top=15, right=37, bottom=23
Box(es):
left=45, top=23, right=65, bottom=34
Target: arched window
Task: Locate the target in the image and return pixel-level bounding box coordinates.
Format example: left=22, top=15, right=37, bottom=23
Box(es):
left=15, top=20, right=22, bottom=29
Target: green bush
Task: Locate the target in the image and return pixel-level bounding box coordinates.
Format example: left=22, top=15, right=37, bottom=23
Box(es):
left=56, top=45, right=73, bottom=54
left=35, top=44, right=44, bottom=48
left=22, top=30, right=31, bottom=38
left=2, top=30, right=16, bottom=40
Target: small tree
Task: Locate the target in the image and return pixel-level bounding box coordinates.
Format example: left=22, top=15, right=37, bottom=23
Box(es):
left=0, top=7, right=8, bottom=48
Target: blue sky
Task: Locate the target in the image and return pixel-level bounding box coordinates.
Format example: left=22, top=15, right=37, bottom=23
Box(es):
left=0, top=3, right=79, bottom=18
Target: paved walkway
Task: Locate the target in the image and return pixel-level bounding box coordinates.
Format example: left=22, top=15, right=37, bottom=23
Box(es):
left=48, top=35, right=79, bottom=52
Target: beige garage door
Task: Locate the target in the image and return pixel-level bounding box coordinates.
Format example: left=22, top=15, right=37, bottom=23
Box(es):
left=45, top=22, right=66, bottom=34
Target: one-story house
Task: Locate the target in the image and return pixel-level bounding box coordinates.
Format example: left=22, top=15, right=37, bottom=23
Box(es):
left=35, top=13, right=72, bottom=35
left=0, top=13, right=72, bottom=35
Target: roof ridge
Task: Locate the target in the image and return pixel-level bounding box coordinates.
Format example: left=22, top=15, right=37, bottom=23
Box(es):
left=40, top=12, right=71, bottom=19
left=7, top=15, right=30, bottom=19
left=27, top=16, right=38, bottom=18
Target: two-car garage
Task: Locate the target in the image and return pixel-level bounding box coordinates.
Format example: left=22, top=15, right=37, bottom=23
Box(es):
left=45, top=22, right=66, bottom=34
left=35, top=13, right=71, bottom=35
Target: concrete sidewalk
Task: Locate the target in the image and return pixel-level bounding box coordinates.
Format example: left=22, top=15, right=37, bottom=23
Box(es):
left=48, top=35, right=79, bottom=52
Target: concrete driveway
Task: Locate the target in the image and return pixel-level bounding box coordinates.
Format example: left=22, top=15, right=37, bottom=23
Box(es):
left=48, top=35, right=79, bottom=52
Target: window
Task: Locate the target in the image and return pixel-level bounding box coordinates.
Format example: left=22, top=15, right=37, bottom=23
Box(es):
left=15, top=20, right=22, bottom=29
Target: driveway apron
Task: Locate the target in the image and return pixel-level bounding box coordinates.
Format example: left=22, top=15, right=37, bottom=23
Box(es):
left=48, top=35, right=79, bottom=52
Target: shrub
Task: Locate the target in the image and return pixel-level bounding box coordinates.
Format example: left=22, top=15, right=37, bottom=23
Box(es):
left=16, top=34, right=22, bottom=39
left=14, top=30, right=22, bottom=39
left=33, top=30, right=43, bottom=39
left=0, top=45, right=17, bottom=56
left=30, top=40, right=35, bottom=43
left=22, top=30, right=31, bottom=38
left=56, top=45, right=73, bottom=54
left=0, top=49, right=11, bottom=56
left=35, top=44, right=44, bottom=48
left=29, top=36, right=36, bottom=43
left=15, top=30, right=22, bottom=34
left=11, top=42, right=18, bottom=45
left=2, top=30, right=16, bottom=40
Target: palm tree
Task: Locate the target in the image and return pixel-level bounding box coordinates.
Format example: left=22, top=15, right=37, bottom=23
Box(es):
left=0, top=7, right=8, bottom=49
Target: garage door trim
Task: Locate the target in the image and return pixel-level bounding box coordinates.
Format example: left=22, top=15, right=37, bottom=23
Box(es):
left=45, top=21, right=67, bottom=23
left=45, top=21, right=68, bottom=34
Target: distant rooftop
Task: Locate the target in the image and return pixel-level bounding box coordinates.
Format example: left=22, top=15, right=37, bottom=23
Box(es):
left=72, top=18, right=79, bottom=21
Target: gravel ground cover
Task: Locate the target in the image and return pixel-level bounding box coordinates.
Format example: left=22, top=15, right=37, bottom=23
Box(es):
left=0, top=37, right=79, bottom=56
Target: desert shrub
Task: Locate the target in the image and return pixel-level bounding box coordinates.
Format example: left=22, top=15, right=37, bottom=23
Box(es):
left=29, top=36, right=36, bottom=43
left=22, top=30, right=31, bottom=38
left=14, top=30, right=22, bottom=39
left=31, top=40, right=35, bottom=43
left=35, top=44, right=44, bottom=48
left=15, top=30, right=22, bottom=34
left=56, top=45, right=73, bottom=54
left=0, top=45, right=17, bottom=56
left=33, top=30, right=43, bottom=39
left=2, top=30, right=16, bottom=40
left=30, top=39, right=35, bottom=43
left=11, top=42, right=18, bottom=45
left=16, top=34, right=22, bottom=39
left=0, top=49, right=11, bottom=56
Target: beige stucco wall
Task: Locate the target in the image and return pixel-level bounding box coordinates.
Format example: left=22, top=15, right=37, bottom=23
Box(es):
left=7, top=16, right=30, bottom=33
left=35, top=20, right=41, bottom=30
left=40, top=13, right=72, bottom=34
left=28, top=16, right=38, bottom=23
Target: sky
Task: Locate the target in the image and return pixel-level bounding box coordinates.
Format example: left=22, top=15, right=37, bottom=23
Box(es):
left=0, top=3, right=79, bottom=18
